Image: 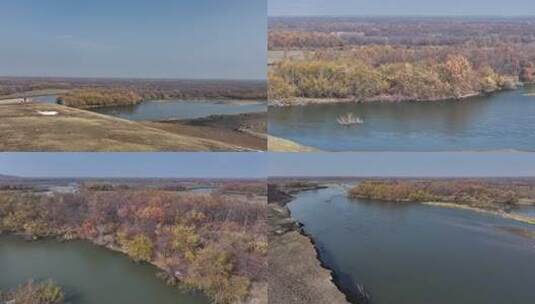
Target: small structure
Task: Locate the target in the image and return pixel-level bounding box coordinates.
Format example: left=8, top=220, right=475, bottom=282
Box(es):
left=336, top=112, right=363, bottom=126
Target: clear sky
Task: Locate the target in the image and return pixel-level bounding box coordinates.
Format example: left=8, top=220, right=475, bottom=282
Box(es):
left=269, top=153, right=535, bottom=177
left=269, top=0, right=535, bottom=16
left=0, top=0, right=266, bottom=80
left=0, top=153, right=266, bottom=178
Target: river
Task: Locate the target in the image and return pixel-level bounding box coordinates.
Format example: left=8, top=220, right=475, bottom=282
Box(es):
left=0, top=236, right=209, bottom=304
left=32, top=95, right=266, bottom=121
left=287, top=186, right=535, bottom=304
left=92, top=99, right=266, bottom=121
left=269, top=86, right=535, bottom=151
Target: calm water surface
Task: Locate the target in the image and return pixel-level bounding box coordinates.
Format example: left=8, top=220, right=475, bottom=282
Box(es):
left=93, top=99, right=266, bottom=121
left=0, top=236, right=209, bottom=304
left=32, top=95, right=58, bottom=104
left=269, top=87, right=535, bottom=151
left=288, top=186, right=535, bottom=304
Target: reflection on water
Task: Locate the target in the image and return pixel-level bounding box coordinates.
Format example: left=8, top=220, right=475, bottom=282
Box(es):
left=31, top=95, right=58, bottom=104
left=269, top=86, right=535, bottom=151
left=288, top=186, right=535, bottom=304
left=93, top=99, right=266, bottom=121
left=512, top=206, right=535, bottom=217
left=0, top=236, right=209, bottom=304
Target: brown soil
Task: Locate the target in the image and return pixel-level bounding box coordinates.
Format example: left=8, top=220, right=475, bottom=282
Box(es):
left=146, top=112, right=267, bottom=151
left=268, top=200, right=349, bottom=304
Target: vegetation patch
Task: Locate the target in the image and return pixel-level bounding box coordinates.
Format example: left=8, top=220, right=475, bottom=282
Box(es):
left=349, top=179, right=535, bottom=211
left=269, top=17, right=535, bottom=103
left=0, top=280, right=65, bottom=304
left=0, top=187, right=267, bottom=304
left=57, top=89, right=142, bottom=109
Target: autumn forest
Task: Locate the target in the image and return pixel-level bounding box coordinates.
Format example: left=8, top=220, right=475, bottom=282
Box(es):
left=269, top=17, right=535, bottom=103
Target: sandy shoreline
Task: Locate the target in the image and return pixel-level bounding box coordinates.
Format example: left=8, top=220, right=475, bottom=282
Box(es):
left=268, top=87, right=517, bottom=107
left=422, top=202, right=535, bottom=225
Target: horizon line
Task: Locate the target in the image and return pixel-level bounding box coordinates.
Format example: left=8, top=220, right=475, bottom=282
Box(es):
left=269, top=14, right=535, bottom=18
left=0, top=75, right=267, bottom=82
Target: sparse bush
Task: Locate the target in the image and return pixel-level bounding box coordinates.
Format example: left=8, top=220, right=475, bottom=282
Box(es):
left=0, top=280, right=65, bottom=304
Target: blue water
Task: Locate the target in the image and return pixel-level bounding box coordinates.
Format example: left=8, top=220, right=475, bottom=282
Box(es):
left=288, top=186, right=535, bottom=304
left=32, top=95, right=58, bottom=104
left=269, top=87, right=535, bottom=151
left=93, top=99, right=266, bottom=121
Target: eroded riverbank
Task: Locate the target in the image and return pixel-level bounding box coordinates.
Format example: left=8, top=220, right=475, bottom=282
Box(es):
left=285, top=184, right=535, bottom=304
left=268, top=184, right=353, bottom=304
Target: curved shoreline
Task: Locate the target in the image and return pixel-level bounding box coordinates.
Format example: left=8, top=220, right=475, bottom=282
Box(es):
left=269, top=185, right=365, bottom=304
left=421, top=202, right=535, bottom=225
left=1, top=232, right=267, bottom=304
left=269, top=84, right=535, bottom=107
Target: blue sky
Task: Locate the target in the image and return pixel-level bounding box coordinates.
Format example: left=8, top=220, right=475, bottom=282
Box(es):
left=2, top=153, right=535, bottom=178
left=0, top=0, right=266, bottom=79
left=269, top=153, right=535, bottom=177
left=0, top=153, right=266, bottom=178
left=269, top=0, right=535, bottom=16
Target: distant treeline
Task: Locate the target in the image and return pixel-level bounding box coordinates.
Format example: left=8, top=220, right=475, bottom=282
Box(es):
left=349, top=179, right=535, bottom=210
left=269, top=17, right=535, bottom=102
left=269, top=17, right=535, bottom=49
left=58, top=89, right=142, bottom=108
left=0, top=77, right=267, bottom=100
left=0, top=188, right=267, bottom=304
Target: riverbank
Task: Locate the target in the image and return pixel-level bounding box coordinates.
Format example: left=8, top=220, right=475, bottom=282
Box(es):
left=269, top=89, right=513, bottom=107
left=349, top=179, right=535, bottom=225
left=268, top=203, right=350, bottom=304
left=0, top=103, right=256, bottom=151
left=268, top=136, right=318, bottom=152
left=0, top=187, right=267, bottom=304
left=285, top=182, right=535, bottom=304
left=422, top=202, right=535, bottom=225
left=268, top=183, right=356, bottom=304
left=146, top=112, right=267, bottom=151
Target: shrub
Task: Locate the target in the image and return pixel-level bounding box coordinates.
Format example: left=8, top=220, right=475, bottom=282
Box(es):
left=0, top=280, right=65, bottom=304
left=121, top=234, right=154, bottom=262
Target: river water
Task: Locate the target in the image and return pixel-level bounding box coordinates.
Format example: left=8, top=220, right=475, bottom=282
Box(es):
left=32, top=95, right=266, bottom=121
left=269, top=86, right=535, bottom=151
left=287, top=186, right=535, bottom=304
left=0, top=236, right=209, bottom=304
left=92, top=99, right=266, bottom=121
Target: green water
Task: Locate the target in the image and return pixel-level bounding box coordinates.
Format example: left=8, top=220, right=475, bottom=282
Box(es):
left=0, top=236, right=209, bottom=304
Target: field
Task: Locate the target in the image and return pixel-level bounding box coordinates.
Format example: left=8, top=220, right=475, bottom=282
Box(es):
left=0, top=77, right=267, bottom=151
left=0, top=103, right=250, bottom=151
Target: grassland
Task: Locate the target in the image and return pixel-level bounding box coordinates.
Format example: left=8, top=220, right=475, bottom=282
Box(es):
left=0, top=103, right=249, bottom=151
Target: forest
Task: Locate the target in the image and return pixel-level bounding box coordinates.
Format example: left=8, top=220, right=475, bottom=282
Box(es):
left=269, top=17, right=535, bottom=102
left=57, top=89, right=143, bottom=108
left=0, top=77, right=267, bottom=101
left=0, top=183, right=267, bottom=304
left=349, top=179, right=535, bottom=210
